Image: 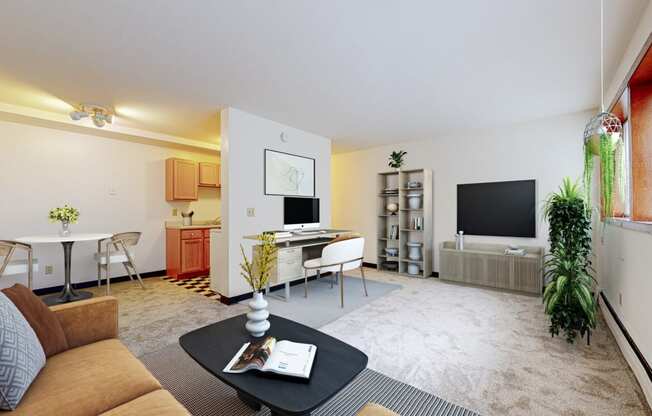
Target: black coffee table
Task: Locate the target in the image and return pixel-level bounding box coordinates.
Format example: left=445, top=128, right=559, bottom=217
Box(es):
left=179, top=314, right=368, bottom=416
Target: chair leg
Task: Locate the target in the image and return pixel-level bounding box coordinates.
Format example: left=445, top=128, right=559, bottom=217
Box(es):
left=123, top=263, right=134, bottom=281
left=304, top=268, right=308, bottom=298
left=105, top=244, right=111, bottom=295
left=340, top=269, right=345, bottom=308
left=330, top=270, right=334, bottom=289
left=360, top=266, right=368, bottom=297
left=27, top=248, right=33, bottom=290
left=122, top=246, right=145, bottom=290
left=97, top=241, right=102, bottom=288
left=130, top=262, right=146, bottom=289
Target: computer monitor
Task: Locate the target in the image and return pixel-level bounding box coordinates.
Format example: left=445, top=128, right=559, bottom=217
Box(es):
left=283, top=197, right=320, bottom=230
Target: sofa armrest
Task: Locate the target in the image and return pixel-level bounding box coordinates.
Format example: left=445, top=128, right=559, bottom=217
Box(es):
left=49, top=296, right=118, bottom=349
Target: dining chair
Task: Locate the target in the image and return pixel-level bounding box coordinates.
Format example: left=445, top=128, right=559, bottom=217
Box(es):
left=95, top=232, right=145, bottom=294
left=0, top=240, right=38, bottom=289
left=302, top=237, right=367, bottom=308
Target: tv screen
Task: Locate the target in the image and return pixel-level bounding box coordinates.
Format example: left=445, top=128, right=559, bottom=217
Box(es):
left=457, top=180, right=536, bottom=238
left=283, top=197, right=320, bottom=229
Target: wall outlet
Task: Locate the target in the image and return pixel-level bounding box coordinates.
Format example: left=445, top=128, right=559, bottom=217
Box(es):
left=247, top=208, right=255, bottom=217
left=172, top=208, right=178, bottom=216
left=619, top=292, right=623, bottom=306
left=45, top=265, right=54, bottom=275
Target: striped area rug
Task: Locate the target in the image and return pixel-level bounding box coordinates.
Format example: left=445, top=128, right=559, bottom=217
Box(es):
left=140, top=343, right=481, bottom=416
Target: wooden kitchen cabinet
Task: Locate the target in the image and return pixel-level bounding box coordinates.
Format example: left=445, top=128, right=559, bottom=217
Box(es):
left=181, top=238, right=203, bottom=273
left=166, top=227, right=213, bottom=279
left=199, top=162, right=220, bottom=188
left=166, top=158, right=198, bottom=201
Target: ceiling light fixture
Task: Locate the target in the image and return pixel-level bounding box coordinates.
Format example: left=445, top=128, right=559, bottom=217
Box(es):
left=69, top=104, right=114, bottom=128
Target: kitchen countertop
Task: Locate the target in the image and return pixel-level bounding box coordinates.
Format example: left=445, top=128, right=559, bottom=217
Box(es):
left=165, top=221, right=221, bottom=230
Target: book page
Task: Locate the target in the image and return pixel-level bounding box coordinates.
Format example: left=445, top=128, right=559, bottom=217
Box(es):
left=263, top=340, right=317, bottom=378
left=224, top=337, right=276, bottom=373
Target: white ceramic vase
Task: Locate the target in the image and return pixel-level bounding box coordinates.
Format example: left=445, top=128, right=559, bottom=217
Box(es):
left=246, top=292, right=270, bottom=338
left=407, top=263, right=420, bottom=275
left=407, top=241, right=422, bottom=260
left=407, top=193, right=422, bottom=209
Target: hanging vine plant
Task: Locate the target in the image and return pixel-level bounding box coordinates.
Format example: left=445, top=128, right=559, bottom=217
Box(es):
left=582, top=112, right=623, bottom=219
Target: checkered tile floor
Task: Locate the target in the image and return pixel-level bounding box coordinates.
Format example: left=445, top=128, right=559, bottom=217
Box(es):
left=162, top=276, right=221, bottom=301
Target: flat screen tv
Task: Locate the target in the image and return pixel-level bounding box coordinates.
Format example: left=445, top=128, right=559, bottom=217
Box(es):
left=283, top=197, right=320, bottom=230
left=457, top=180, right=536, bottom=238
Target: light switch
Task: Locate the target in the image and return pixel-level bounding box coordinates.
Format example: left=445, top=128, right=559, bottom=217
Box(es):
left=247, top=208, right=255, bottom=217
left=45, top=265, right=54, bottom=275
left=172, top=208, right=178, bottom=216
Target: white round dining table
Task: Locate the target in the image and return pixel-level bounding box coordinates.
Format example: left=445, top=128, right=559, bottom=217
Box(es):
left=16, top=233, right=112, bottom=305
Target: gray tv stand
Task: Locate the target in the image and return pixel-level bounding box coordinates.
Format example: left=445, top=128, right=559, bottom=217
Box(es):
left=439, top=241, right=544, bottom=295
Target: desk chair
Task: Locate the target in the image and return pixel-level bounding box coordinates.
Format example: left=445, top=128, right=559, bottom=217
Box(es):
left=0, top=240, right=38, bottom=289
left=95, top=232, right=145, bottom=295
left=302, top=237, right=367, bottom=308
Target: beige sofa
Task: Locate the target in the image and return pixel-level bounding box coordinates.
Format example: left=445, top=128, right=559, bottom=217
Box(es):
left=12, top=296, right=189, bottom=416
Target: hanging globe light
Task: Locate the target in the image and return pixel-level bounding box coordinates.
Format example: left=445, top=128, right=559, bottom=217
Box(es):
left=583, top=112, right=622, bottom=155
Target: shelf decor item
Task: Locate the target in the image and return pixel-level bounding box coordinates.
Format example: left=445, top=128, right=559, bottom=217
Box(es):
left=543, top=178, right=595, bottom=344
left=240, top=233, right=278, bottom=337
left=386, top=202, right=398, bottom=215
left=407, top=263, right=420, bottom=275
left=388, top=150, right=407, bottom=170
left=406, top=192, right=422, bottom=209
left=406, top=241, right=422, bottom=260
left=48, top=204, right=80, bottom=237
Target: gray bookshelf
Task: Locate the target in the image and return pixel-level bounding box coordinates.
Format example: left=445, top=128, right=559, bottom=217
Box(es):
left=376, top=168, right=433, bottom=278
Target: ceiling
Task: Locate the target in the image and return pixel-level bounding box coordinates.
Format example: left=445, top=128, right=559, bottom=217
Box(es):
left=0, top=0, right=647, bottom=152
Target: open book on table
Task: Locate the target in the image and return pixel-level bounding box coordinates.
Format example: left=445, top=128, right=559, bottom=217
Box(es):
left=223, top=336, right=317, bottom=379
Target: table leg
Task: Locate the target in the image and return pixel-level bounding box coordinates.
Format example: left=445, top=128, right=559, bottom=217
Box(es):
left=43, top=241, right=94, bottom=306
left=237, top=390, right=261, bottom=411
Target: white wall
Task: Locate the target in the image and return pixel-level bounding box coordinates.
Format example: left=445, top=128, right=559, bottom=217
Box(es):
left=0, top=119, right=220, bottom=290
left=599, top=1, right=652, bottom=405
left=213, top=108, right=331, bottom=297
left=332, top=111, right=589, bottom=271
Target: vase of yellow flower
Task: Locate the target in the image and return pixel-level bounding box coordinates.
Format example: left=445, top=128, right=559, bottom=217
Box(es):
left=240, top=233, right=277, bottom=337
left=48, top=204, right=80, bottom=237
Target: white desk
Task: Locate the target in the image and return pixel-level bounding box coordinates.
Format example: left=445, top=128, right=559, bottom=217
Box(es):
left=244, top=229, right=352, bottom=300
left=16, top=233, right=112, bottom=305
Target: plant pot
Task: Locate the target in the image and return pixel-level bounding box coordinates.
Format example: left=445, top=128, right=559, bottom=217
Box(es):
left=246, top=292, right=270, bottom=338
left=406, top=193, right=422, bottom=209
left=585, top=133, right=621, bottom=156
left=406, top=241, right=422, bottom=260
left=59, top=222, right=71, bottom=237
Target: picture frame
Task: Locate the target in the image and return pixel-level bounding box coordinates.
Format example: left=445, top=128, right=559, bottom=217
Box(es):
left=264, top=149, right=316, bottom=197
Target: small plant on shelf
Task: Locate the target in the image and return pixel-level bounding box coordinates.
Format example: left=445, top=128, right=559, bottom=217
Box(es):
left=240, top=233, right=278, bottom=292
left=388, top=150, right=407, bottom=170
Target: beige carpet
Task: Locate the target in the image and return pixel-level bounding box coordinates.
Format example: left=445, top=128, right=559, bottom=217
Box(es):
left=89, top=272, right=651, bottom=416
left=320, top=269, right=651, bottom=416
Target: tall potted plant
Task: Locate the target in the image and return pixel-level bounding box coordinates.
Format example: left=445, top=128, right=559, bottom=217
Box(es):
left=240, top=233, right=278, bottom=337
left=543, top=178, right=596, bottom=344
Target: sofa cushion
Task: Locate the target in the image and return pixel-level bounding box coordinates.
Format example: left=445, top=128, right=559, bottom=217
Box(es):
left=13, top=339, right=161, bottom=416
left=0, top=292, right=46, bottom=410
left=2, top=284, right=69, bottom=357
left=100, top=389, right=190, bottom=416
left=356, top=402, right=400, bottom=416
